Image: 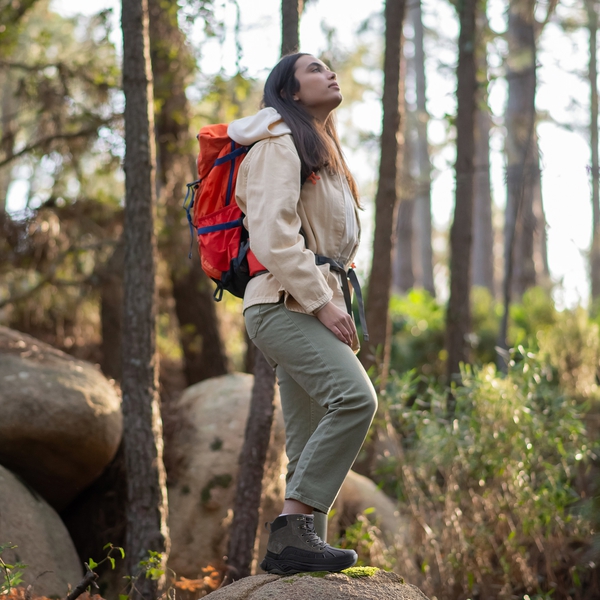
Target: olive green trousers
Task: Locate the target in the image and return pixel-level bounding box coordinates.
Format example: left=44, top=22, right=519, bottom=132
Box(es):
left=244, top=303, right=377, bottom=518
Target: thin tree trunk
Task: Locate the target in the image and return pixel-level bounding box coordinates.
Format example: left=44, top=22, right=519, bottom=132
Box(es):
left=0, top=70, right=16, bottom=214
left=225, top=351, right=276, bottom=581
left=587, top=0, right=600, bottom=302
left=148, top=0, right=228, bottom=385
left=472, top=106, right=495, bottom=293
left=362, top=0, right=406, bottom=381
left=497, top=0, right=537, bottom=362
left=394, top=170, right=415, bottom=293
left=471, top=6, right=494, bottom=294
left=393, top=54, right=415, bottom=294
left=281, top=0, right=304, bottom=55
left=121, top=1, right=169, bottom=597
left=532, top=139, right=550, bottom=285
left=503, top=0, right=537, bottom=300
left=445, top=0, right=477, bottom=384
left=411, top=0, right=435, bottom=297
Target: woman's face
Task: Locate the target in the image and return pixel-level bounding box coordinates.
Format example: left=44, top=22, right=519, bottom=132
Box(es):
left=292, top=55, right=341, bottom=121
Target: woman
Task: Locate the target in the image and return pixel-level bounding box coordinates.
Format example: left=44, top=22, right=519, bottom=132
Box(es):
left=228, top=53, right=378, bottom=575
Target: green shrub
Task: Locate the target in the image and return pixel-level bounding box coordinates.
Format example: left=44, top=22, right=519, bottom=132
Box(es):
left=377, top=352, right=597, bottom=600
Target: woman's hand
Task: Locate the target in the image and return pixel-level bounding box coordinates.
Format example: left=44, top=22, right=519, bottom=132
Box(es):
left=314, top=301, right=356, bottom=346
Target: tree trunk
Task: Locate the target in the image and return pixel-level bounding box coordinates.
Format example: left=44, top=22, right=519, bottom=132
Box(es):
left=445, top=0, right=477, bottom=383
left=498, top=0, right=537, bottom=360
left=362, top=0, right=406, bottom=380
left=411, top=0, right=435, bottom=297
left=393, top=56, right=415, bottom=294
left=503, top=0, right=538, bottom=300
left=148, top=0, right=228, bottom=386
left=587, top=0, right=600, bottom=302
left=394, top=185, right=415, bottom=294
left=472, top=106, right=495, bottom=293
left=121, top=0, right=169, bottom=597
left=0, top=70, right=16, bottom=214
left=281, top=0, right=304, bottom=56
left=225, top=350, right=276, bottom=580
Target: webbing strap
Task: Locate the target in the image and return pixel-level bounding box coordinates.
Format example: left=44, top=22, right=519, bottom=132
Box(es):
left=183, top=179, right=201, bottom=258
left=197, top=217, right=244, bottom=235
left=214, top=144, right=249, bottom=166
left=314, top=255, right=369, bottom=342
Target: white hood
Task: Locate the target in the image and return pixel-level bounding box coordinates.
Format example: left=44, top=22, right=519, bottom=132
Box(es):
left=228, top=107, right=291, bottom=145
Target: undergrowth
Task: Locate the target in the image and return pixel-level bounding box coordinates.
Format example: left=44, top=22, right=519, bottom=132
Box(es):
left=348, top=327, right=600, bottom=599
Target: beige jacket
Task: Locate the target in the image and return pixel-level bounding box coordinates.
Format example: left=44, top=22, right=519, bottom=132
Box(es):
left=229, top=107, right=361, bottom=318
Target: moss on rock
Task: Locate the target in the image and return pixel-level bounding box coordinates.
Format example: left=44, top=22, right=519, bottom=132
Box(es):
left=342, top=566, right=383, bottom=578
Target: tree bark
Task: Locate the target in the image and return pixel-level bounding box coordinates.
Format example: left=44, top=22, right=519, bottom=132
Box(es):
left=498, top=0, right=537, bottom=361
left=411, top=0, right=435, bottom=297
left=470, top=7, right=494, bottom=294
left=148, top=0, right=228, bottom=385
left=445, top=0, right=477, bottom=383
left=0, top=70, right=16, bottom=214
left=503, top=0, right=539, bottom=300
left=225, top=350, right=276, bottom=580
left=472, top=106, right=495, bottom=293
left=281, top=0, right=304, bottom=56
left=587, top=0, right=600, bottom=302
left=121, top=0, right=169, bottom=597
left=394, top=178, right=415, bottom=293
left=362, top=0, right=406, bottom=380
left=394, top=92, right=415, bottom=294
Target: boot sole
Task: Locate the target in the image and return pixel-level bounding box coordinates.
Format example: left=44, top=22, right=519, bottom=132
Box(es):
left=260, top=551, right=357, bottom=575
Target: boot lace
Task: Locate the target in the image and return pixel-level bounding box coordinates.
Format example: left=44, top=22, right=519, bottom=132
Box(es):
left=299, top=520, right=327, bottom=550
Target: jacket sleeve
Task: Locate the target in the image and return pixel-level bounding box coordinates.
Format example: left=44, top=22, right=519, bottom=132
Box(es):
left=244, top=139, right=333, bottom=313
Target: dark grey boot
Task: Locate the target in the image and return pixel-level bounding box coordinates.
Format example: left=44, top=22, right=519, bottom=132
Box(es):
left=260, top=514, right=357, bottom=575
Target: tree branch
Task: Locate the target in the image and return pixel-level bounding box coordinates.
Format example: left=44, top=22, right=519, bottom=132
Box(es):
left=0, top=239, right=116, bottom=309
left=0, top=118, right=120, bottom=169
left=65, top=565, right=98, bottom=600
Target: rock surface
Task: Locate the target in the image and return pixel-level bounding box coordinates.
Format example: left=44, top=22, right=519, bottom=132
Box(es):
left=0, top=464, right=83, bottom=598
left=167, top=373, right=287, bottom=578
left=206, top=570, right=430, bottom=600
left=333, top=470, right=409, bottom=546
left=0, top=326, right=122, bottom=510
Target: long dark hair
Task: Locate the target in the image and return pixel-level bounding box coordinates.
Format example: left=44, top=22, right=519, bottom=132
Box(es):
left=262, top=53, right=359, bottom=203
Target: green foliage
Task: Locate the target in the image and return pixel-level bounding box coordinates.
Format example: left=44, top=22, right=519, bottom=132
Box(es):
left=194, top=71, right=262, bottom=127
left=0, top=544, right=26, bottom=595
left=120, top=550, right=168, bottom=600
left=138, top=551, right=165, bottom=582
left=377, top=348, right=597, bottom=599
left=387, top=286, right=591, bottom=381
left=508, top=287, right=558, bottom=348
left=389, top=288, right=446, bottom=377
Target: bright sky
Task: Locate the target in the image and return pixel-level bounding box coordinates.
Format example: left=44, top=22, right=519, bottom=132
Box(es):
left=36, top=0, right=595, bottom=308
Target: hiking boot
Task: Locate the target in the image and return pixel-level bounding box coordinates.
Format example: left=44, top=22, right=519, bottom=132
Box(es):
left=260, top=513, right=357, bottom=575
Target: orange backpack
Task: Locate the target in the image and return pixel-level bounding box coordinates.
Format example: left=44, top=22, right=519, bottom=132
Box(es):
left=183, top=123, right=369, bottom=341
left=183, top=123, right=266, bottom=300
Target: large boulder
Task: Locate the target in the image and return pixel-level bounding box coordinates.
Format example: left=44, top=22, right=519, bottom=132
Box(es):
left=0, top=464, right=83, bottom=598
left=205, top=570, right=430, bottom=599
left=0, top=326, right=122, bottom=510
left=167, top=373, right=287, bottom=578
left=333, top=470, right=409, bottom=546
